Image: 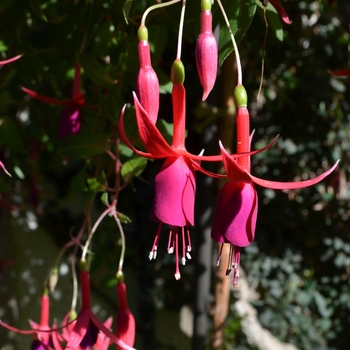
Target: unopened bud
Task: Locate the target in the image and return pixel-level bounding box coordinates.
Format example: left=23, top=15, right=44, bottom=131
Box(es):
left=195, top=10, right=218, bottom=101
left=136, top=31, right=159, bottom=124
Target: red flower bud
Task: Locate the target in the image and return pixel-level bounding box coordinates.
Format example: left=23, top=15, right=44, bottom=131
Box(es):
left=116, top=281, right=135, bottom=350
left=195, top=10, right=218, bottom=101
left=136, top=39, right=159, bottom=124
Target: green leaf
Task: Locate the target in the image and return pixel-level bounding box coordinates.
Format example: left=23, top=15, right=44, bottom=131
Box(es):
left=219, top=0, right=257, bottom=65
left=121, top=156, right=147, bottom=183
left=77, top=54, right=115, bottom=87
left=117, top=212, right=132, bottom=224
left=156, top=119, right=173, bottom=145
left=58, top=132, right=109, bottom=158
left=257, top=2, right=284, bottom=42
left=30, top=0, right=47, bottom=21
left=123, top=0, right=134, bottom=25
left=86, top=172, right=107, bottom=193
left=101, top=192, right=109, bottom=206
left=71, top=168, right=87, bottom=191
left=148, top=24, right=168, bottom=56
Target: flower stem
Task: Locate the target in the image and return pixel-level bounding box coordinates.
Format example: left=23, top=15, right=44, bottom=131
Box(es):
left=141, top=0, right=181, bottom=27
left=176, top=0, right=187, bottom=60
left=112, top=211, right=126, bottom=275
left=216, top=0, right=243, bottom=85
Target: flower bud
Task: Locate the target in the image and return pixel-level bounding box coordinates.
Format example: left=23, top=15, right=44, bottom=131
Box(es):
left=116, top=281, right=135, bottom=350
left=136, top=26, right=159, bottom=124
left=195, top=8, right=218, bottom=101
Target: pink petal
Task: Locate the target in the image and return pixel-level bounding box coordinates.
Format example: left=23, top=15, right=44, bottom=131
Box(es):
left=269, top=0, right=292, bottom=24
left=183, top=134, right=279, bottom=162
left=57, top=103, right=82, bottom=139
left=133, top=92, right=177, bottom=158
left=250, top=160, right=340, bottom=190
left=0, top=54, right=23, bottom=65
left=89, top=312, right=136, bottom=350
left=219, top=141, right=252, bottom=183
left=22, top=87, right=71, bottom=105
left=211, top=182, right=257, bottom=247
left=65, top=309, right=90, bottom=349
left=118, top=105, right=156, bottom=159
left=151, top=156, right=195, bottom=226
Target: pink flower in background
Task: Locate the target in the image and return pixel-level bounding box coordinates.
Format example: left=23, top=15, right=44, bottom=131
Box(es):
left=22, top=64, right=97, bottom=139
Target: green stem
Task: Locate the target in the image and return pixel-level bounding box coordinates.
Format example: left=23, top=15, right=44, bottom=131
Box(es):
left=141, top=0, right=181, bottom=26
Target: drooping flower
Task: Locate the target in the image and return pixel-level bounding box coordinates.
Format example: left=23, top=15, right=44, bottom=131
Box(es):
left=196, top=0, right=218, bottom=101
left=119, top=60, right=273, bottom=279
left=211, top=85, right=339, bottom=287
left=65, top=263, right=135, bottom=350
left=22, top=64, right=96, bottom=139
left=0, top=291, right=53, bottom=349
left=116, top=280, right=135, bottom=349
left=136, top=26, right=159, bottom=124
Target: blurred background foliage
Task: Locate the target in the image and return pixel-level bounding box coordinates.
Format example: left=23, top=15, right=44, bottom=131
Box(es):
left=0, top=0, right=349, bottom=349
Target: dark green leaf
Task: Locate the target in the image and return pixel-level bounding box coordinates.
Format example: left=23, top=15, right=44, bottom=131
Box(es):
left=0, top=116, right=25, bottom=153
left=77, top=54, right=116, bottom=87
left=58, top=132, right=109, bottom=158
left=219, top=0, right=257, bottom=65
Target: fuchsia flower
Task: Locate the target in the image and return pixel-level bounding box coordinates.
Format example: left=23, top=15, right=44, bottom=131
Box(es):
left=0, top=292, right=53, bottom=349
left=196, top=0, right=218, bottom=101
left=64, top=266, right=135, bottom=350
left=136, top=26, right=159, bottom=124
left=116, top=281, right=135, bottom=349
left=120, top=61, right=276, bottom=279
left=211, top=88, right=339, bottom=287
left=22, top=64, right=96, bottom=139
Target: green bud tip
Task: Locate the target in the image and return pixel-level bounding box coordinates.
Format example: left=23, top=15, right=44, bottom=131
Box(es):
left=233, top=85, right=248, bottom=108
left=70, top=309, right=78, bottom=321
left=42, top=287, right=49, bottom=296
left=171, top=60, right=185, bottom=85
left=201, top=0, right=212, bottom=11
left=79, top=259, right=88, bottom=271
left=116, top=271, right=124, bottom=282
left=138, top=26, right=148, bottom=41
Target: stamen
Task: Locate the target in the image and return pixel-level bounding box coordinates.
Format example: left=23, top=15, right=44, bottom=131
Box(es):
left=186, top=225, right=192, bottom=252
left=226, top=244, right=234, bottom=273
left=186, top=252, right=191, bottom=260
left=149, top=223, right=162, bottom=260
left=181, top=227, right=186, bottom=265
left=217, top=243, right=224, bottom=266
left=167, top=226, right=174, bottom=254
left=174, top=230, right=181, bottom=280
left=233, top=246, right=241, bottom=288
